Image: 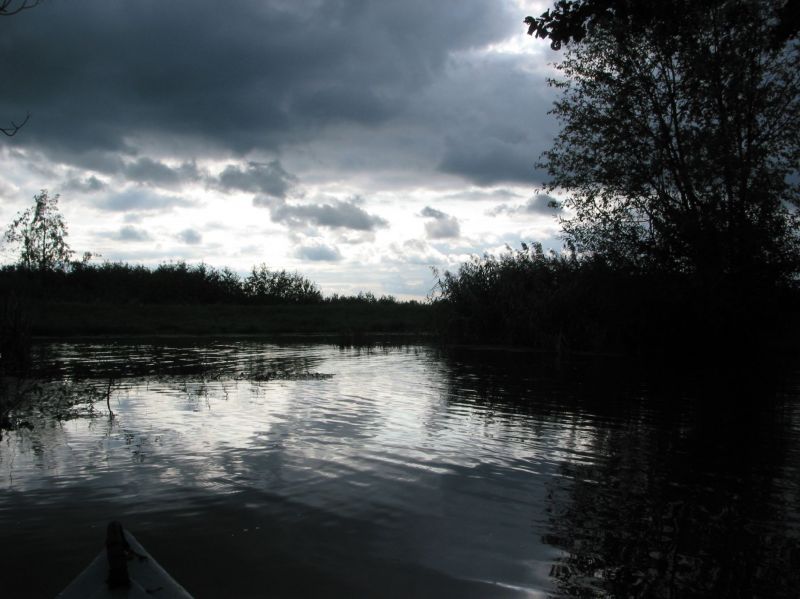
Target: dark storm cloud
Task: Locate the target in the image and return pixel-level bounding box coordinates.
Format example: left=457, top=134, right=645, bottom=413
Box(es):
left=124, top=158, right=200, bottom=187
left=488, top=193, right=561, bottom=216
left=421, top=206, right=460, bottom=239
left=295, top=243, right=342, bottom=262
left=1, top=0, right=515, bottom=161
left=216, top=161, right=296, bottom=198
left=259, top=195, right=388, bottom=232
left=524, top=194, right=561, bottom=214
left=438, top=136, right=544, bottom=186
left=67, top=150, right=126, bottom=175
left=64, top=155, right=200, bottom=188
left=421, top=54, right=557, bottom=186
left=93, top=189, right=195, bottom=212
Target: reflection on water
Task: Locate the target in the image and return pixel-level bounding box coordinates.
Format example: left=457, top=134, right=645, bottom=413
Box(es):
left=1, top=341, right=799, bottom=597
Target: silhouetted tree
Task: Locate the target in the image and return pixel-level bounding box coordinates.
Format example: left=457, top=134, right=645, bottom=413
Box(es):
left=525, top=0, right=800, bottom=50
left=4, top=190, right=73, bottom=271
left=244, top=264, right=322, bottom=304
left=532, top=0, right=800, bottom=290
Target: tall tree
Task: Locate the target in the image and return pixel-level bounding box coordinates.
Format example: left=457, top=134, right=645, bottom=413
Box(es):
left=4, top=190, right=73, bottom=271
left=531, top=0, right=800, bottom=288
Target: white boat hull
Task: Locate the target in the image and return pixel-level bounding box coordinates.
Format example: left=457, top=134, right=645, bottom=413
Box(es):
left=58, top=529, right=193, bottom=599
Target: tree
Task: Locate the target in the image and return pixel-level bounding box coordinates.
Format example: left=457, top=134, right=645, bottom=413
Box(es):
left=243, top=265, right=322, bottom=304
left=4, top=190, right=73, bottom=271
left=531, top=0, right=800, bottom=289
left=525, top=0, right=800, bottom=49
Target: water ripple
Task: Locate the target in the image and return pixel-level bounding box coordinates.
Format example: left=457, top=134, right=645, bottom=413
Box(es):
left=2, top=341, right=800, bottom=597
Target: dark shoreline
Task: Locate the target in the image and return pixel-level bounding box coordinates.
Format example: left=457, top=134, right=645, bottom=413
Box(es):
left=27, top=301, right=434, bottom=338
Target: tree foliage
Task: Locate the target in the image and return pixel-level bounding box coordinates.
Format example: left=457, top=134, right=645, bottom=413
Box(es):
left=4, top=190, right=73, bottom=272
left=243, top=264, right=323, bottom=304
left=525, top=0, right=800, bottom=50
left=433, top=243, right=656, bottom=350
left=0, top=260, right=407, bottom=307
left=535, top=0, right=800, bottom=289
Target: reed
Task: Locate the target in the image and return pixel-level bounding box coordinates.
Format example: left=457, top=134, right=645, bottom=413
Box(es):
left=432, top=244, right=800, bottom=356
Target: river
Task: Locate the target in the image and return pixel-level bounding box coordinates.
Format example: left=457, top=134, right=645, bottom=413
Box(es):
left=1, top=340, right=799, bottom=597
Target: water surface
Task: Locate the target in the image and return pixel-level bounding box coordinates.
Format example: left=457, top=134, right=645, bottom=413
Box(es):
left=1, top=341, right=799, bottom=597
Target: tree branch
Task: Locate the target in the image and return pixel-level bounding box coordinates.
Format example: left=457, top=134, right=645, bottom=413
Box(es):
left=1, top=1, right=39, bottom=134
left=0, top=0, right=40, bottom=17
left=0, top=112, right=30, bottom=137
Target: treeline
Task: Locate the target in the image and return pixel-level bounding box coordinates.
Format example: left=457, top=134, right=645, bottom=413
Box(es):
left=433, top=243, right=800, bottom=355
left=478, top=1, right=800, bottom=357
left=0, top=261, right=407, bottom=306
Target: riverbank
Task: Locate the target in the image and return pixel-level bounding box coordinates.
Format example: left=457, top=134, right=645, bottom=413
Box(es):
left=28, top=301, right=434, bottom=337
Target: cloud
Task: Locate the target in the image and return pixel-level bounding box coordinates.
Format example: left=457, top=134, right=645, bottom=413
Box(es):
left=295, top=243, right=342, bottom=262
left=0, top=1, right=564, bottom=300
left=387, top=239, right=447, bottom=266
left=177, top=228, right=202, bottom=244
left=404, top=52, right=557, bottom=186
left=45, top=148, right=127, bottom=175
left=421, top=206, right=460, bottom=239
left=441, top=188, right=523, bottom=202
left=335, top=231, right=377, bottom=245
left=262, top=196, right=388, bottom=232
left=63, top=175, right=107, bottom=193
left=0, top=179, right=19, bottom=199
left=107, top=225, right=153, bottom=242
left=439, top=136, right=544, bottom=186
left=420, top=207, right=448, bottom=219
left=425, top=219, right=460, bottom=240
left=488, top=193, right=561, bottom=216
left=216, top=160, right=296, bottom=198
left=1, top=0, right=516, bottom=158
left=94, top=189, right=195, bottom=212
left=124, top=158, right=200, bottom=187
left=0, top=1, right=560, bottom=204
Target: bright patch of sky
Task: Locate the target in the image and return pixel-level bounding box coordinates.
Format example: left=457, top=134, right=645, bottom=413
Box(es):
left=0, top=0, right=560, bottom=299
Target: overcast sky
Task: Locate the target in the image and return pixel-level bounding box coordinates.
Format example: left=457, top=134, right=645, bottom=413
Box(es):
left=0, top=0, right=560, bottom=299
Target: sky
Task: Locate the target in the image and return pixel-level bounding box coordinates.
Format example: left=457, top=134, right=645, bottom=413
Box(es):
left=0, top=0, right=560, bottom=299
